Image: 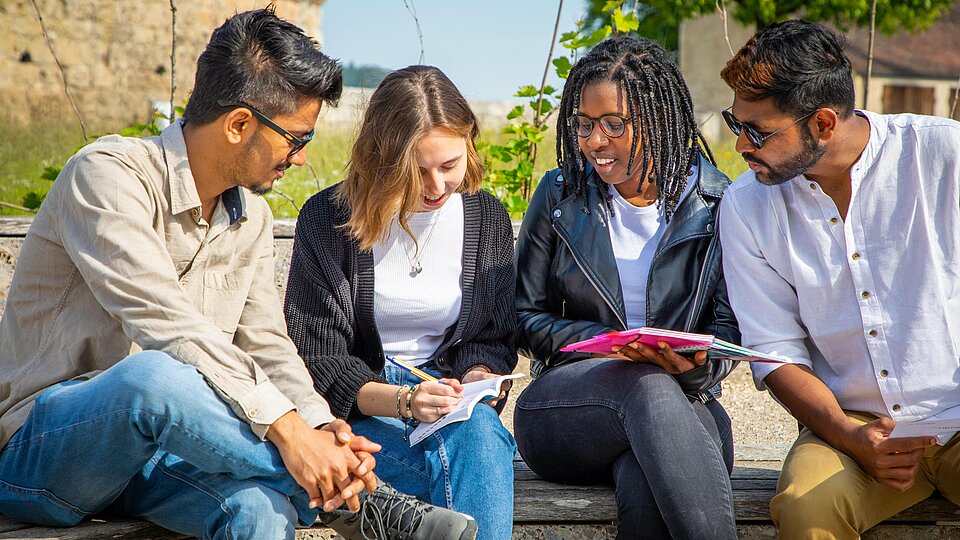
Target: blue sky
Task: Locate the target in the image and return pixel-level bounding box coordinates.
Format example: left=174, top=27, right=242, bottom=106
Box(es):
left=321, top=1, right=586, bottom=101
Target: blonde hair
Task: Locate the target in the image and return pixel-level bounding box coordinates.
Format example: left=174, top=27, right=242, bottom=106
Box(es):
left=336, top=65, right=484, bottom=251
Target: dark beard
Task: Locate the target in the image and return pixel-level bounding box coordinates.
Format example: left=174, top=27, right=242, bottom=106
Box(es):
left=754, top=127, right=826, bottom=186
left=248, top=182, right=272, bottom=196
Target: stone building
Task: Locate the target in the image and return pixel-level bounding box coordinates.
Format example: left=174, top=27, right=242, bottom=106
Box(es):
left=679, top=5, right=960, bottom=143
left=0, top=0, right=325, bottom=132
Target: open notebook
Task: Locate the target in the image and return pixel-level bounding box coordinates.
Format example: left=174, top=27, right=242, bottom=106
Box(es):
left=409, top=373, right=524, bottom=446
left=559, top=327, right=789, bottom=363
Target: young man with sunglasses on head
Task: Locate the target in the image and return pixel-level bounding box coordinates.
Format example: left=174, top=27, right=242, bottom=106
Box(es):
left=0, top=7, right=476, bottom=540
left=718, top=19, right=960, bottom=539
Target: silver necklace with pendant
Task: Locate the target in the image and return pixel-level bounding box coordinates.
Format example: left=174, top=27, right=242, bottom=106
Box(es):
left=403, top=208, right=444, bottom=277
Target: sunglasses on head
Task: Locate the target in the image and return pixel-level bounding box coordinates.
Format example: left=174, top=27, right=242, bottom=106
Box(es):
left=721, top=107, right=817, bottom=149
left=217, top=100, right=314, bottom=159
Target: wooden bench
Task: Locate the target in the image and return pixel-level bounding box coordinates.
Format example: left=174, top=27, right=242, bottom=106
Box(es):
left=2, top=458, right=959, bottom=539
left=2, top=217, right=960, bottom=538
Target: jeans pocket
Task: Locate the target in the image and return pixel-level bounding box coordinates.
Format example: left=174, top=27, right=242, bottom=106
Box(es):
left=0, top=479, right=87, bottom=526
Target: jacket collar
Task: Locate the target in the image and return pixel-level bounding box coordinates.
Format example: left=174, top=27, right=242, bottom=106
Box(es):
left=659, top=154, right=727, bottom=250
left=161, top=120, right=247, bottom=226
left=549, top=154, right=729, bottom=328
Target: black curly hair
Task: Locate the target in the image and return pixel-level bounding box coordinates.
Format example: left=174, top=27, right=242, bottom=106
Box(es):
left=557, top=36, right=714, bottom=219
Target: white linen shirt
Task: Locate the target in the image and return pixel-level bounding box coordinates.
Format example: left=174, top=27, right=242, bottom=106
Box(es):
left=719, top=110, right=960, bottom=425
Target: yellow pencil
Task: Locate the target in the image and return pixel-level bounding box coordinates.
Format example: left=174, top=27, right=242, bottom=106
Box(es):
left=385, top=355, right=439, bottom=382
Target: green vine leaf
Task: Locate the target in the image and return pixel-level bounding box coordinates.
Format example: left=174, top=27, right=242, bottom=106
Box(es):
left=40, top=166, right=61, bottom=181
left=553, top=56, right=573, bottom=79
left=514, top=85, right=540, bottom=98
left=21, top=192, right=46, bottom=210
left=507, top=105, right=525, bottom=120
left=612, top=9, right=640, bottom=33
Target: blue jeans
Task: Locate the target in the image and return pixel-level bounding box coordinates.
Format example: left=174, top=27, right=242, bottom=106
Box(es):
left=0, top=351, right=314, bottom=539
left=514, top=358, right=737, bottom=540
left=349, top=362, right=516, bottom=540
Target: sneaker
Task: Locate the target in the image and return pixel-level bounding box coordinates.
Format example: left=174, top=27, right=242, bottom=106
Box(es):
left=317, top=480, right=478, bottom=540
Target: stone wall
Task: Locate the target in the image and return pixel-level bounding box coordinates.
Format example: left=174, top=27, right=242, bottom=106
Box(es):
left=0, top=0, right=324, bottom=131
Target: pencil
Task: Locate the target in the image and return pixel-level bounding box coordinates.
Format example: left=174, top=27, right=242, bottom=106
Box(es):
left=385, top=355, right=439, bottom=382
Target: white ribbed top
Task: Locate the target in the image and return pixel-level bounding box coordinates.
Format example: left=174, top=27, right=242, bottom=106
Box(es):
left=372, top=194, right=465, bottom=366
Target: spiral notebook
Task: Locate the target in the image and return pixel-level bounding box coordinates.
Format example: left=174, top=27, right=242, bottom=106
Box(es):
left=559, top=327, right=789, bottom=363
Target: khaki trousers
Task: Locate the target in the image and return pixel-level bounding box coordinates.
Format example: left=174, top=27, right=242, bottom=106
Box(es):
left=772, top=411, right=960, bottom=540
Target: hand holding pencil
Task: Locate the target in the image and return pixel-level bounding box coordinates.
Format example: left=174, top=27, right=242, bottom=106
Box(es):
left=386, top=356, right=464, bottom=423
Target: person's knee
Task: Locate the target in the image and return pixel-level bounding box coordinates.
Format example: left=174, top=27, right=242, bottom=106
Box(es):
left=106, top=351, right=206, bottom=407
left=442, top=404, right=516, bottom=461
left=771, top=474, right=860, bottom=539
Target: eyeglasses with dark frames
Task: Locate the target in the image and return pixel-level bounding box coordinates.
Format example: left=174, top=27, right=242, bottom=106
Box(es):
left=217, top=100, right=314, bottom=159
left=569, top=114, right=630, bottom=139
left=721, top=107, right=818, bottom=149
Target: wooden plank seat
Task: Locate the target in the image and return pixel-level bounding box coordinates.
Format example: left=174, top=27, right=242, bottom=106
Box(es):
left=2, top=458, right=959, bottom=539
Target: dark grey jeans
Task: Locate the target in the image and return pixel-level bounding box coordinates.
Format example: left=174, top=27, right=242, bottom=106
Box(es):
left=514, top=358, right=737, bottom=540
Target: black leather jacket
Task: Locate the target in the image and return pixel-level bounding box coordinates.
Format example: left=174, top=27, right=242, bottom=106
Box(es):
left=515, top=155, right=740, bottom=399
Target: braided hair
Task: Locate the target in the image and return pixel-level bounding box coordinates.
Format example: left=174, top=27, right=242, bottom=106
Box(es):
left=556, top=36, right=715, bottom=220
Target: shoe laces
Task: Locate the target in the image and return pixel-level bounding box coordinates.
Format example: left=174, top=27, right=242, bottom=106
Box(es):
left=355, top=488, right=427, bottom=540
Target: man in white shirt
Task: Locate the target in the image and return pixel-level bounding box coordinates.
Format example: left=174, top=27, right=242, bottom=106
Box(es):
left=717, top=19, right=960, bottom=539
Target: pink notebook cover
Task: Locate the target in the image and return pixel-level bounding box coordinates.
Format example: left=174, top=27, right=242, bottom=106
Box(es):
left=559, top=327, right=714, bottom=354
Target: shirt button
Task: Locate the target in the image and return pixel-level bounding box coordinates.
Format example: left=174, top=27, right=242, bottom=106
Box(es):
left=553, top=209, right=562, bottom=219
left=809, top=182, right=817, bottom=189
left=830, top=217, right=839, bottom=225
left=861, top=291, right=871, bottom=299
left=892, top=404, right=901, bottom=412
left=555, top=174, right=564, bottom=184
left=851, top=252, right=860, bottom=260
left=880, top=369, right=888, bottom=377
left=868, top=329, right=878, bottom=337
left=246, top=409, right=258, bottom=419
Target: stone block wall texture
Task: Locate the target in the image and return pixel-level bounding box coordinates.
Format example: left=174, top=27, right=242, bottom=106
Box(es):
left=0, top=0, right=324, bottom=130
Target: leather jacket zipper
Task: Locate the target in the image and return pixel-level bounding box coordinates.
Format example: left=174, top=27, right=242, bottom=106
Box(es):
left=552, top=220, right=628, bottom=330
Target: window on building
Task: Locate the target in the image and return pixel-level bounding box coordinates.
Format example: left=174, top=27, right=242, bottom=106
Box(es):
left=882, top=85, right=935, bottom=115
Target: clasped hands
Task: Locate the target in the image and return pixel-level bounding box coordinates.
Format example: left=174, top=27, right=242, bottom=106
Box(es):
left=267, top=411, right=380, bottom=513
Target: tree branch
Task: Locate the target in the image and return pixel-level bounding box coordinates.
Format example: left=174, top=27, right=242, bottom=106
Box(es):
left=402, top=0, right=425, bottom=64
left=30, top=0, right=87, bottom=142
left=0, top=201, right=38, bottom=214
left=864, top=0, right=878, bottom=109
left=169, top=0, right=177, bottom=123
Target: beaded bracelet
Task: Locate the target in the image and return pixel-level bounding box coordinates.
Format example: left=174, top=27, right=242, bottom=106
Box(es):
left=405, top=383, right=420, bottom=421
left=396, top=385, right=410, bottom=419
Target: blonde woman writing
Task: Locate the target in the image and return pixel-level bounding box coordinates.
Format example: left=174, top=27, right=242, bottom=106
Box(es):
left=284, top=65, right=517, bottom=540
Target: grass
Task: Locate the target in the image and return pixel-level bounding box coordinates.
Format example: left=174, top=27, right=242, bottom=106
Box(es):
left=0, top=115, right=748, bottom=219
left=0, top=117, right=86, bottom=215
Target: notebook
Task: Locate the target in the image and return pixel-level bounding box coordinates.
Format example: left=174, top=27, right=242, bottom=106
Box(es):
left=559, top=327, right=789, bottom=363
left=409, top=373, right=524, bottom=446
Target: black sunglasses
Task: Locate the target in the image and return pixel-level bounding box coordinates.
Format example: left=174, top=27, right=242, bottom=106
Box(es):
left=722, top=107, right=817, bottom=149
left=569, top=114, right=630, bottom=139
left=217, top=100, right=314, bottom=159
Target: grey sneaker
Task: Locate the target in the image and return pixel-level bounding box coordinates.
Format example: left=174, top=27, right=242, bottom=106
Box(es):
left=317, top=480, right=478, bottom=540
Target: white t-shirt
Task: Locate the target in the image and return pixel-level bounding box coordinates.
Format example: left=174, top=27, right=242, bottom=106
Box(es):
left=373, top=194, right=465, bottom=366
left=607, top=168, right=698, bottom=329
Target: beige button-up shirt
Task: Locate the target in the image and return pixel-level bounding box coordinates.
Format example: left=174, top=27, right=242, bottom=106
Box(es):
left=0, top=122, right=334, bottom=448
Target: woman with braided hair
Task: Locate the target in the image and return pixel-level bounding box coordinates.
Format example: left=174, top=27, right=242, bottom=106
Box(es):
left=514, top=36, right=739, bottom=538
